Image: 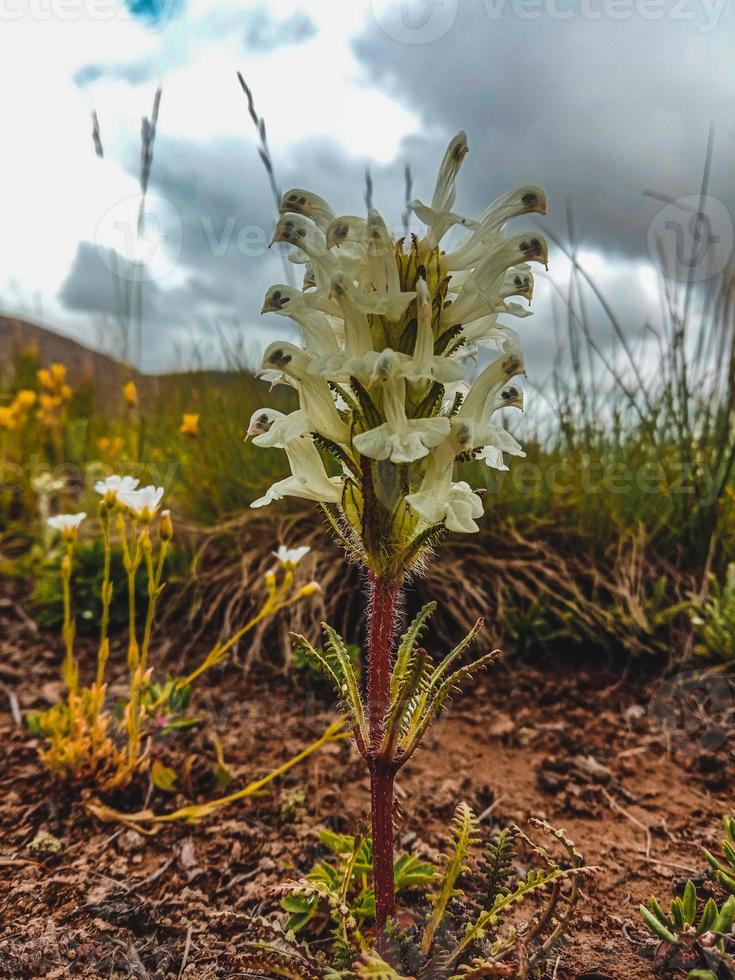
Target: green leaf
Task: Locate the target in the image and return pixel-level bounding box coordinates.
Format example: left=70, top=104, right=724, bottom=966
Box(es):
left=682, top=880, right=697, bottom=924
left=319, top=830, right=356, bottom=855
left=393, top=853, right=436, bottom=891
left=648, top=897, right=672, bottom=928
left=640, top=905, right=678, bottom=944
left=696, top=897, right=718, bottom=935
left=150, top=759, right=177, bottom=792
left=421, top=803, right=479, bottom=956
left=671, top=898, right=685, bottom=930
left=281, top=892, right=318, bottom=933
left=391, top=601, right=436, bottom=698
left=714, top=894, right=735, bottom=934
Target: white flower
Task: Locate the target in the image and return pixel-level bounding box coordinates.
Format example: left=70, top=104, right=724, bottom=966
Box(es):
left=32, top=473, right=65, bottom=495
left=261, top=342, right=350, bottom=446
left=409, top=132, right=474, bottom=247
left=47, top=513, right=86, bottom=538
left=251, top=131, right=547, bottom=542
left=261, top=285, right=340, bottom=357
left=252, top=434, right=343, bottom=508
left=353, top=351, right=450, bottom=464
left=273, top=544, right=311, bottom=567
left=118, top=485, right=165, bottom=521
left=94, top=475, right=140, bottom=498
left=246, top=408, right=311, bottom=448
left=407, top=479, right=484, bottom=534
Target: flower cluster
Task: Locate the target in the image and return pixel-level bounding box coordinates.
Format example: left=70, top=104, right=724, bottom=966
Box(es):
left=37, top=363, right=72, bottom=428
left=0, top=389, right=36, bottom=431
left=249, top=132, right=547, bottom=579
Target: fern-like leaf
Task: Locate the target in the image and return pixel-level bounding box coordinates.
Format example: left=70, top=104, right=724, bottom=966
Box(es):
left=292, top=632, right=367, bottom=753
left=402, top=649, right=499, bottom=762
left=353, top=950, right=410, bottom=978
left=391, top=602, right=436, bottom=698
left=421, top=802, right=480, bottom=955
left=482, top=828, right=516, bottom=907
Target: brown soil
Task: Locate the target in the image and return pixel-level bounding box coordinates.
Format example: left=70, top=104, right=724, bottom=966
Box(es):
left=0, top=583, right=733, bottom=979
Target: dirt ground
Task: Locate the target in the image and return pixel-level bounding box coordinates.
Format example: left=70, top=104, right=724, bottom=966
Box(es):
left=1, top=583, right=733, bottom=979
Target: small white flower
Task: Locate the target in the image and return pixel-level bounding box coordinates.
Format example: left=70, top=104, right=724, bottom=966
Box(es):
left=47, top=513, right=86, bottom=537
left=118, top=485, right=165, bottom=521
left=94, top=475, right=140, bottom=498
left=32, top=473, right=65, bottom=495
left=273, top=545, right=311, bottom=567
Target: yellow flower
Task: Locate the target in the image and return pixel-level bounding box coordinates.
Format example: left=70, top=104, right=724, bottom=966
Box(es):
left=98, top=436, right=125, bottom=458
left=39, top=393, right=60, bottom=412
left=0, top=406, right=17, bottom=431
left=37, top=368, right=52, bottom=390
left=179, top=413, right=200, bottom=437
left=60, top=384, right=72, bottom=403
left=123, top=381, right=138, bottom=409
left=50, top=363, right=67, bottom=384
left=14, top=389, right=37, bottom=410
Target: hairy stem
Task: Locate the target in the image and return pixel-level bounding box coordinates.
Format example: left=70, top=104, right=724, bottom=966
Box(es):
left=366, top=573, right=401, bottom=937
left=370, top=761, right=396, bottom=942
left=367, top=574, right=399, bottom=748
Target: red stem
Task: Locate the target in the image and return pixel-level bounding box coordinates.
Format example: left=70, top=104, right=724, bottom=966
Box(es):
left=366, top=573, right=400, bottom=937
left=367, top=574, right=398, bottom=749
left=370, top=760, right=396, bottom=938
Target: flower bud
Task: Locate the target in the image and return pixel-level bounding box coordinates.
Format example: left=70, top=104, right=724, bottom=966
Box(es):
left=159, top=510, right=174, bottom=541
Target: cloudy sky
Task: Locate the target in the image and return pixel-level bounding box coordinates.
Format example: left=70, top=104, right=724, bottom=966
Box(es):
left=1, top=0, right=732, bottom=376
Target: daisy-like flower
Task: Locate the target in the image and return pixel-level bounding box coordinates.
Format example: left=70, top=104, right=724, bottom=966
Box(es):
left=252, top=130, right=547, bottom=561
left=94, top=475, right=140, bottom=500
left=47, top=513, right=86, bottom=540
left=273, top=545, right=311, bottom=568
left=117, top=485, right=165, bottom=522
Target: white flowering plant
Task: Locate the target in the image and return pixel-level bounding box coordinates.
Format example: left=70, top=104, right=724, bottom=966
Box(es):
left=248, top=131, right=548, bottom=938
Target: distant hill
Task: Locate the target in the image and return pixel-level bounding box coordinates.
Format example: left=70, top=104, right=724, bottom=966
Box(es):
left=0, top=317, right=130, bottom=393
left=0, top=317, right=261, bottom=402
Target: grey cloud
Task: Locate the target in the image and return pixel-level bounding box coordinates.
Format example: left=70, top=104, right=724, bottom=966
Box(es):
left=353, top=3, right=734, bottom=263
